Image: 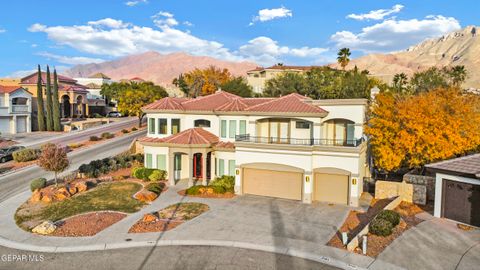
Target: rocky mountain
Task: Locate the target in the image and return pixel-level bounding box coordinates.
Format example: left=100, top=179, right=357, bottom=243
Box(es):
left=65, top=51, right=258, bottom=88
left=330, top=26, right=480, bottom=88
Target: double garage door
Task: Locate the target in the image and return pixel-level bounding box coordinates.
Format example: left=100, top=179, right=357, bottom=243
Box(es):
left=442, top=179, right=480, bottom=227
left=242, top=168, right=349, bottom=204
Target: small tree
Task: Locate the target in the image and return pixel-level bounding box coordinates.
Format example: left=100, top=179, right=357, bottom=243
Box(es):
left=337, top=48, right=351, bottom=70
left=37, top=143, right=70, bottom=186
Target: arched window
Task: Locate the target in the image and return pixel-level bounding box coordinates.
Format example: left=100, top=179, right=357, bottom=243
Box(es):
left=194, top=119, right=211, bottom=128
left=324, top=119, right=355, bottom=146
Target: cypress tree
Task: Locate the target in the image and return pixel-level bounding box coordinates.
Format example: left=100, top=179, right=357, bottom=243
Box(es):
left=52, top=69, right=62, bottom=131
left=36, top=65, right=46, bottom=131
left=45, top=66, right=54, bottom=131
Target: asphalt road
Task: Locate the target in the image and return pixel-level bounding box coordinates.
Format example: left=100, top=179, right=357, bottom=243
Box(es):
left=0, top=129, right=146, bottom=203
left=0, top=245, right=340, bottom=270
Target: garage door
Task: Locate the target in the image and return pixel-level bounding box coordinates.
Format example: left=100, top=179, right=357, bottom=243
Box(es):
left=16, top=116, right=27, bottom=133
left=0, top=117, right=10, bottom=134
left=443, top=179, right=480, bottom=227
left=314, top=173, right=349, bottom=204
left=243, top=168, right=302, bottom=200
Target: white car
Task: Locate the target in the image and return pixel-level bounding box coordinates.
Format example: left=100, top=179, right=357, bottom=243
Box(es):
left=107, top=111, right=122, bottom=118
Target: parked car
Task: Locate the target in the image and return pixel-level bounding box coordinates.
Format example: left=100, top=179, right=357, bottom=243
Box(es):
left=0, top=146, right=25, bottom=163
left=107, top=111, right=122, bottom=118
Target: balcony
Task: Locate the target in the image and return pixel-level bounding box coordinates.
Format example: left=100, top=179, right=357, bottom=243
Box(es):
left=11, top=105, right=29, bottom=113
left=235, top=134, right=364, bottom=147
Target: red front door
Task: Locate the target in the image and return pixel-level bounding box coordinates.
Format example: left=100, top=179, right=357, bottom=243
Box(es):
left=193, top=153, right=202, bottom=178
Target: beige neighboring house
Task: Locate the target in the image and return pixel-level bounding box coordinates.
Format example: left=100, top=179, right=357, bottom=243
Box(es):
left=74, top=73, right=112, bottom=100
left=0, top=85, right=32, bottom=134
left=246, top=65, right=321, bottom=94
left=139, top=91, right=370, bottom=207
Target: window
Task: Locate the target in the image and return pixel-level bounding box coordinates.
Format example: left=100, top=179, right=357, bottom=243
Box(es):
left=158, top=118, right=167, bottom=134
left=194, top=119, right=211, bottom=127
left=218, top=159, right=225, bottom=176
left=146, top=154, right=153, bottom=168
left=269, top=120, right=289, bottom=143
left=220, top=120, right=227, bottom=138
left=148, top=118, right=155, bottom=134
left=171, top=119, right=180, bottom=134
left=296, top=121, right=310, bottom=129
left=229, top=120, right=236, bottom=138
left=174, top=154, right=182, bottom=170
left=228, top=160, right=236, bottom=176
left=325, top=119, right=355, bottom=145
left=239, top=120, right=246, bottom=135
left=156, top=154, right=166, bottom=170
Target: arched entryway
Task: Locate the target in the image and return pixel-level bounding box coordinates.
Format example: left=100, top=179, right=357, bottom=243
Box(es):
left=192, top=152, right=212, bottom=181
left=76, top=95, right=83, bottom=117
left=61, top=95, right=70, bottom=118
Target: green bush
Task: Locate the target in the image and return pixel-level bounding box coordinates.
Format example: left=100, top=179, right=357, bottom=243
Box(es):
left=132, top=167, right=158, bottom=181
left=131, top=127, right=138, bottom=131
left=148, top=170, right=167, bottom=181
left=211, top=185, right=226, bottom=194
left=13, top=148, right=40, bottom=162
left=185, top=185, right=203, bottom=195
left=146, top=182, right=165, bottom=195
left=369, top=217, right=394, bottom=236
left=89, top=136, right=101, bottom=141
left=121, top=129, right=130, bottom=134
left=210, top=175, right=235, bottom=192
left=30, top=178, right=47, bottom=191
left=101, top=132, right=114, bottom=139
left=376, top=210, right=401, bottom=227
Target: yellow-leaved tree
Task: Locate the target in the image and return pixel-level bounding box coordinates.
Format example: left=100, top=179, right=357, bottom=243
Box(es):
left=183, top=66, right=231, bottom=96
left=366, top=87, right=480, bottom=172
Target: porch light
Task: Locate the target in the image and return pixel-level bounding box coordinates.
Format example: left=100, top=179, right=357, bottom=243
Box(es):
left=235, top=169, right=240, bottom=175
left=352, top=178, right=357, bottom=185
left=305, top=176, right=310, bottom=182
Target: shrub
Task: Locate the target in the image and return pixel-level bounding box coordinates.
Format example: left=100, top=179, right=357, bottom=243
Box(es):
left=185, top=185, right=203, bottom=195
left=211, top=185, right=226, bottom=194
left=30, top=178, right=47, bottom=191
left=146, top=182, right=165, bottom=195
left=89, top=136, right=101, bottom=141
left=132, top=167, right=157, bottom=181
left=101, top=132, right=114, bottom=139
left=148, top=170, right=167, bottom=181
left=68, top=143, right=83, bottom=149
left=376, top=210, right=401, bottom=227
left=121, top=129, right=130, bottom=134
left=210, top=175, right=235, bottom=192
left=132, top=153, right=144, bottom=163
left=13, top=148, right=40, bottom=162
left=369, top=218, right=394, bottom=236
left=131, top=127, right=138, bottom=131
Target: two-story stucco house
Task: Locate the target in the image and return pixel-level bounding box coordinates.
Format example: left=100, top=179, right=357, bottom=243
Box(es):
left=139, top=91, right=369, bottom=206
left=0, top=85, right=32, bottom=134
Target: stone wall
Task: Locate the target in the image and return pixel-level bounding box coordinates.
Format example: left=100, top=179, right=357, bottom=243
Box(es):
left=375, top=180, right=426, bottom=205
left=403, top=173, right=435, bottom=202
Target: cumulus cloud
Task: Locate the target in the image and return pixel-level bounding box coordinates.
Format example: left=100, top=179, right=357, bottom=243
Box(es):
left=347, top=4, right=404, bottom=21
left=125, top=0, right=148, bottom=7
left=152, top=11, right=179, bottom=28
left=250, top=6, right=292, bottom=26
left=0, top=28, right=5, bottom=33
left=331, top=15, right=461, bottom=53
left=88, top=18, right=129, bottom=29
left=37, top=52, right=105, bottom=65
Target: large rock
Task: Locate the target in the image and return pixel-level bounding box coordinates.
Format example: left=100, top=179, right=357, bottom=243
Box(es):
left=54, top=188, right=71, bottom=201
left=30, top=190, right=43, bottom=203
left=134, top=190, right=158, bottom=203
left=143, top=213, right=158, bottom=223
left=67, top=185, right=78, bottom=195
left=32, top=221, right=56, bottom=235
left=74, top=182, right=88, bottom=193
left=41, top=194, right=54, bottom=203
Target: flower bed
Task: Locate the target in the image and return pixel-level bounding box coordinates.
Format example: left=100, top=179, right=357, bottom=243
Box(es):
left=51, top=212, right=127, bottom=237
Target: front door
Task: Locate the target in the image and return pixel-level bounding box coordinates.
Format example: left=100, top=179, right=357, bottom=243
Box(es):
left=193, top=153, right=202, bottom=179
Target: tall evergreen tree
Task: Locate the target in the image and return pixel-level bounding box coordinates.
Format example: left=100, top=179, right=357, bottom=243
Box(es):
left=45, top=66, right=54, bottom=131
left=52, top=69, right=62, bottom=131
left=36, top=65, right=46, bottom=131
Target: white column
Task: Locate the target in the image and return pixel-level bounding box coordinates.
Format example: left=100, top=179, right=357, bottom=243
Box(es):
left=11, top=115, right=17, bottom=134
left=201, top=152, right=207, bottom=186
left=26, top=115, right=32, bottom=133
left=168, top=153, right=175, bottom=186
left=188, top=155, right=194, bottom=188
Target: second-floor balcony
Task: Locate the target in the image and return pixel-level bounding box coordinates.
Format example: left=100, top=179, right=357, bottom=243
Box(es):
left=11, top=105, right=29, bottom=113
left=235, top=134, right=364, bottom=147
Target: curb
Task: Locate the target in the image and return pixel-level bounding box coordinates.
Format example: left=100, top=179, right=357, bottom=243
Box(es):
left=0, top=237, right=366, bottom=270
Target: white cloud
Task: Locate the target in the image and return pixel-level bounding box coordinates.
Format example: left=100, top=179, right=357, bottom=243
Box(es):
left=31, top=43, right=38, bottom=48
left=125, top=0, right=148, bottom=7
left=5, top=69, right=36, bottom=78
left=0, top=28, right=5, bottom=33
left=152, top=11, right=179, bottom=28
left=88, top=18, right=129, bottom=29
left=331, top=15, right=461, bottom=53
left=183, top=21, right=194, bottom=27
left=250, top=6, right=292, bottom=25
left=347, top=4, right=404, bottom=21
left=37, top=52, right=105, bottom=65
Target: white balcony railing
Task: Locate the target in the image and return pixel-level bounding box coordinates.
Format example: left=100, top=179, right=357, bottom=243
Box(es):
left=11, top=105, right=29, bottom=113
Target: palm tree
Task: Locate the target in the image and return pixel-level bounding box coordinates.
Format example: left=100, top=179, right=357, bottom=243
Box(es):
left=448, top=65, right=467, bottom=87
left=392, top=73, right=409, bottom=94
left=337, top=48, right=351, bottom=70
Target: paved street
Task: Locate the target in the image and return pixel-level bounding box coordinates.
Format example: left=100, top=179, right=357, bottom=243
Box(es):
left=0, top=129, right=146, bottom=203
left=0, top=245, right=340, bottom=270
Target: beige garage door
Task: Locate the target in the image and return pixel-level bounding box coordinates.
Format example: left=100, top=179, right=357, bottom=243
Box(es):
left=243, top=168, right=302, bottom=200
left=314, top=173, right=349, bottom=204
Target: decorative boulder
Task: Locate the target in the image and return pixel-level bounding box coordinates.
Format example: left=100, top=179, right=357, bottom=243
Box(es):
left=30, top=190, right=43, bottom=203
left=142, top=213, right=158, bottom=223
left=32, top=221, right=56, bottom=235
left=134, top=190, right=158, bottom=203
left=54, top=188, right=71, bottom=201
left=75, top=182, right=88, bottom=193
left=67, top=186, right=78, bottom=195
left=41, top=194, right=54, bottom=203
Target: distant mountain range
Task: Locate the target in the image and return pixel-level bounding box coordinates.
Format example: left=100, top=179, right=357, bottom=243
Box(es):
left=65, top=51, right=258, bottom=87
left=330, top=26, right=480, bottom=88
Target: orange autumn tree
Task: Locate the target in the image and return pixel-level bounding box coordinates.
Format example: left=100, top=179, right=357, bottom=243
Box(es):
left=366, top=88, right=480, bottom=172
left=184, top=66, right=231, bottom=97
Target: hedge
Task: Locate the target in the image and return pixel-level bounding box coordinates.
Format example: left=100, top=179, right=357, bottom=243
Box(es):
left=210, top=175, right=235, bottom=193
left=78, top=154, right=143, bottom=178
left=30, top=178, right=47, bottom=191
left=13, top=148, right=40, bottom=162
left=132, top=168, right=166, bottom=181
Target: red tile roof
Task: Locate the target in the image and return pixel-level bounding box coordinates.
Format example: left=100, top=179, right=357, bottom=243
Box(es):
left=248, top=65, right=323, bottom=72
left=214, top=141, right=235, bottom=149
left=20, top=72, right=77, bottom=84
left=143, top=91, right=327, bottom=115
left=139, top=128, right=219, bottom=145
left=0, top=85, right=24, bottom=94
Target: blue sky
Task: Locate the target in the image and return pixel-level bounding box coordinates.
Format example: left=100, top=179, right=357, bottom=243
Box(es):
left=0, top=0, right=477, bottom=77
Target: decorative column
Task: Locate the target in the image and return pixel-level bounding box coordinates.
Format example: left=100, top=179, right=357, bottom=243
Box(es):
left=201, top=151, right=207, bottom=186
left=70, top=103, right=74, bottom=118
left=168, top=153, right=175, bottom=186
left=11, top=115, right=17, bottom=134
left=188, top=154, right=194, bottom=188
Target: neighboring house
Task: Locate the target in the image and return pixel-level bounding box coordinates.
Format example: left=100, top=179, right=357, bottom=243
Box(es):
left=139, top=91, right=369, bottom=206
left=74, top=73, right=112, bottom=100
left=130, top=77, right=145, bottom=83
left=246, top=65, right=321, bottom=94
left=0, top=85, right=32, bottom=134
left=20, top=72, right=89, bottom=122
left=426, top=154, right=480, bottom=227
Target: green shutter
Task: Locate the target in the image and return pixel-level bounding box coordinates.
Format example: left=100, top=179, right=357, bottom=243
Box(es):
left=146, top=154, right=153, bottom=168
left=148, top=118, right=155, bottom=134
left=239, top=120, right=246, bottom=135
left=220, top=120, right=227, bottom=138
left=228, top=160, right=236, bottom=176
left=156, top=154, right=166, bottom=170
left=219, top=159, right=225, bottom=176
left=229, top=120, right=236, bottom=138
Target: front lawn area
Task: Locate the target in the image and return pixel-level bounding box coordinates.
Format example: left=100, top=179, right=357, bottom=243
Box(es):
left=15, top=181, right=144, bottom=231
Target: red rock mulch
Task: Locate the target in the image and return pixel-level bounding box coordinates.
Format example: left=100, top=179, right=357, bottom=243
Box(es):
left=177, top=189, right=235, bottom=199
left=128, top=219, right=183, bottom=233
left=51, top=212, right=127, bottom=237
